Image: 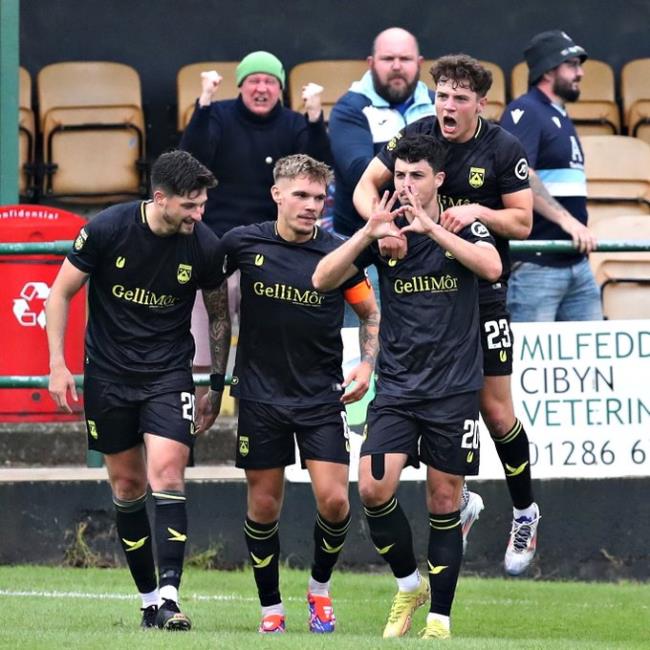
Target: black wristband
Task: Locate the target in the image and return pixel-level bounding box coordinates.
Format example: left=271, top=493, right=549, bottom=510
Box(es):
left=209, top=373, right=225, bottom=391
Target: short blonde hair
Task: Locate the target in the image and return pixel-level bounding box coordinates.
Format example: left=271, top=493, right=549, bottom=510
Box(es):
left=273, top=154, right=333, bottom=186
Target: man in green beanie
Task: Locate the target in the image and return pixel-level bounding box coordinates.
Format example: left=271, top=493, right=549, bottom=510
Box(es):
left=180, top=49, right=331, bottom=394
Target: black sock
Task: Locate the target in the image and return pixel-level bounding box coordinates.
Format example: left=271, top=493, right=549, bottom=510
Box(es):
left=152, top=490, right=187, bottom=592
left=492, top=419, right=534, bottom=509
left=363, top=497, right=417, bottom=578
left=311, top=511, right=351, bottom=584
left=428, top=511, right=462, bottom=616
left=114, top=493, right=157, bottom=594
left=244, top=518, right=281, bottom=607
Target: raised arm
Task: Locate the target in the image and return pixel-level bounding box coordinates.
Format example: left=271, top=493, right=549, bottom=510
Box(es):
left=352, top=157, right=393, bottom=221
left=195, top=282, right=231, bottom=433
left=401, top=187, right=502, bottom=281
left=46, top=259, right=88, bottom=412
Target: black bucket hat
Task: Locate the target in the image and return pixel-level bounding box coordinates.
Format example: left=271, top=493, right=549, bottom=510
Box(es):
left=525, top=30, right=588, bottom=85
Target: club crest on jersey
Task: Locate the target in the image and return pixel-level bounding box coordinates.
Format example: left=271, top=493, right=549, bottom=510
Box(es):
left=177, top=263, right=192, bottom=284
left=87, top=419, right=98, bottom=439
left=74, top=228, right=88, bottom=251
left=239, top=435, right=249, bottom=457
left=255, top=254, right=264, bottom=266
left=468, top=167, right=485, bottom=189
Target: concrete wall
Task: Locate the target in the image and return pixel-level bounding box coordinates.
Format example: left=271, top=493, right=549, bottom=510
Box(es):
left=1, top=477, right=647, bottom=580
left=20, top=0, right=650, bottom=156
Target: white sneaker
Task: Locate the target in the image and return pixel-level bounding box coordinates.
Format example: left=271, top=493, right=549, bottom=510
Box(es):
left=504, top=502, right=540, bottom=575
left=460, top=490, right=484, bottom=554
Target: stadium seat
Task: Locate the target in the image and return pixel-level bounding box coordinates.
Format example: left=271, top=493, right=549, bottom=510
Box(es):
left=423, top=59, right=506, bottom=122
left=18, top=66, right=36, bottom=198
left=589, top=215, right=650, bottom=319
left=177, top=61, right=239, bottom=131
left=581, top=135, right=650, bottom=225
left=37, top=61, right=146, bottom=203
left=621, top=58, right=650, bottom=146
left=509, top=60, right=619, bottom=135
left=288, top=60, right=368, bottom=121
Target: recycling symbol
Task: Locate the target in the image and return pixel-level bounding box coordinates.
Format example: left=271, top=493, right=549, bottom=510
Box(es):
left=12, top=281, right=50, bottom=328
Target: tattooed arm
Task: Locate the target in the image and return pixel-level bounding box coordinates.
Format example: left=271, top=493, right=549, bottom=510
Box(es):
left=528, top=170, right=597, bottom=253
left=341, top=291, right=380, bottom=405
left=195, top=282, right=231, bottom=433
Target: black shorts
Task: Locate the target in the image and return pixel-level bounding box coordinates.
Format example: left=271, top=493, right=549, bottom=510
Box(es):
left=235, top=399, right=350, bottom=469
left=83, top=375, right=196, bottom=455
left=360, top=391, right=480, bottom=476
left=479, top=299, right=514, bottom=377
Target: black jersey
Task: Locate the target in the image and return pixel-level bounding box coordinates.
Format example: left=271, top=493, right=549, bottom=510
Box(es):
left=378, top=117, right=530, bottom=303
left=222, top=221, right=367, bottom=406
left=355, top=221, right=494, bottom=399
left=67, top=201, right=226, bottom=384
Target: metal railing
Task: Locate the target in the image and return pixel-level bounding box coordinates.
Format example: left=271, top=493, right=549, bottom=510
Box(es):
left=2, top=238, right=650, bottom=467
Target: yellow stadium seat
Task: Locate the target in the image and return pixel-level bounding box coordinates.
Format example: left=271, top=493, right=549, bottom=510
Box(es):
left=510, top=60, right=619, bottom=135
left=177, top=62, right=239, bottom=131
left=19, top=66, right=36, bottom=197
left=621, top=58, right=650, bottom=146
left=581, top=135, right=650, bottom=223
left=37, top=61, right=146, bottom=203
left=589, top=215, right=650, bottom=319
left=424, top=59, right=506, bottom=122
left=288, top=60, right=368, bottom=121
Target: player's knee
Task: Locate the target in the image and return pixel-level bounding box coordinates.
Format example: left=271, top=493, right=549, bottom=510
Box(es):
left=358, top=477, right=390, bottom=508
left=481, top=402, right=513, bottom=437
left=111, top=477, right=147, bottom=501
left=248, top=492, right=282, bottom=522
left=317, top=492, right=349, bottom=522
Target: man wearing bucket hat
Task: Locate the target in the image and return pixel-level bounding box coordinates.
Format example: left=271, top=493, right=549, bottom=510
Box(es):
left=501, top=30, right=602, bottom=323
left=180, top=50, right=331, bottom=396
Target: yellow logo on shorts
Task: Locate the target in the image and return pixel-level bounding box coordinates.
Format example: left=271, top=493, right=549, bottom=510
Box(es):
left=255, top=254, right=264, bottom=266
left=362, top=424, right=368, bottom=441
left=177, top=263, right=192, bottom=284
left=87, top=420, right=98, bottom=439
left=500, top=350, right=508, bottom=363
left=466, top=450, right=474, bottom=463
left=239, top=435, right=249, bottom=457
left=469, top=166, right=485, bottom=188
left=190, top=422, right=196, bottom=436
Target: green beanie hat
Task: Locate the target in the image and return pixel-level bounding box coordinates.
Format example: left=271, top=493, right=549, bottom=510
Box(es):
left=236, top=51, right=285, bottom=88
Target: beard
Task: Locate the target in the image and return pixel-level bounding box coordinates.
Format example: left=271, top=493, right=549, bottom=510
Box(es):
left=371, top=68, right=419, bottom=104
left=553, top=76, right=581, bottom=102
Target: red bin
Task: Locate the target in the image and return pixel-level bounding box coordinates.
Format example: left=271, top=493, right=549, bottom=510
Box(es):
left=0, top=204, right=87, bottom=421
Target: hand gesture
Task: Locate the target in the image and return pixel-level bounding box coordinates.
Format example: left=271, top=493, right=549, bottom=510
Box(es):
left=365, top=191, right=405, bottom=241
left=194, top=389, right=222, bottom=434
left=341, top=361, right=372, bottom=405
left=200, top=70, right=222, bottom=104
left=302, top=82, right=324, bottom=122
left=400, top=185, right=437, bottom=236
left=48, top=365, right=78, bottom=413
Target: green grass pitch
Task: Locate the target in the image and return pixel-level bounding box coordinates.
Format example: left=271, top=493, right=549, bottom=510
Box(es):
left=0, top=566, right=647, bottom=649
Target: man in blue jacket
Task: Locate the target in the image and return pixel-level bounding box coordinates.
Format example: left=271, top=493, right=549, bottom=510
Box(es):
left=329, top=28, right=435, bottom=238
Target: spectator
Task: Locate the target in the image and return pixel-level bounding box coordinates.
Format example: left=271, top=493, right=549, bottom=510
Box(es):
left=180, top=50, right=332, bottom=384
left=329, top=27, right=435, bottom=238
left=501, top=30, right=602, bottom=322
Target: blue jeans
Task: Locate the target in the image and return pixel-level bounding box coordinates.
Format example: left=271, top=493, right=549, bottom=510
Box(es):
left=507, top=258, right=603, bottom=322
